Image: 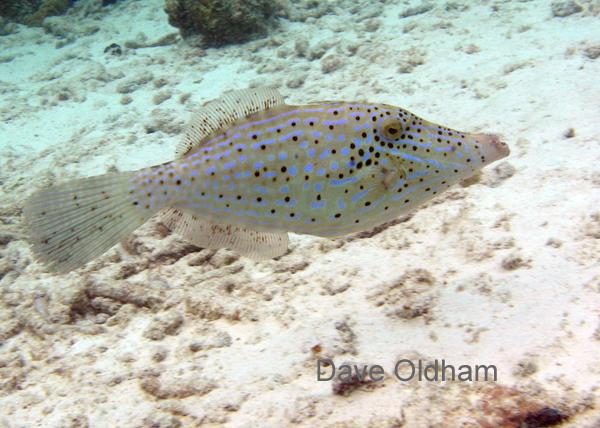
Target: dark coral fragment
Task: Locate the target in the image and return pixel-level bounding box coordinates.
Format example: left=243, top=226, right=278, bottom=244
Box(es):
left=520, top=407, right=568, bottom=428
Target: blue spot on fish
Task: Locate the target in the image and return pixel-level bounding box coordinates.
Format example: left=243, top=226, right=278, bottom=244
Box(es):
left=352, top=188, right=371, bottom=203
left=330, top=176, right=357, bottom=186
left=254, top=185, right=268, bottom=194
left=251, top=138, right=276, bottom=149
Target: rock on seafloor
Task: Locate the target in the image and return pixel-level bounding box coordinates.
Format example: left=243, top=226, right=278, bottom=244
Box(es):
left=164, top=0, right=284, bottom=46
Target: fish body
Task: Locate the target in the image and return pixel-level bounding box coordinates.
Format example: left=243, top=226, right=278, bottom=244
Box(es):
left=131, top=102, right=507, bottom=236
left=23, top=88, right=510, bottom=272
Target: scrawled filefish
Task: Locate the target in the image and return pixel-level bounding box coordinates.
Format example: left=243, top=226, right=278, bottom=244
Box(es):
left=23, top=87, right=510, bottom=272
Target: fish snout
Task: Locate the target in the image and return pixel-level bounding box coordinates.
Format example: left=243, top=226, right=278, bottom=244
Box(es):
left=472, top=133, right=510, bottom=164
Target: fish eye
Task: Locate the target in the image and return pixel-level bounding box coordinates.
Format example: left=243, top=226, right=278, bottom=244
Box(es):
left=381, top=119, right=403, bottom=141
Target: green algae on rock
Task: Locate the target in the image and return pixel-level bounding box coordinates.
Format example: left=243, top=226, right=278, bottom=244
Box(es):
left=0, top=0, right=71, bottom=26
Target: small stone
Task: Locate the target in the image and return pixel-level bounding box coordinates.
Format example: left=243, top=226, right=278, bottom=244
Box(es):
left=364, top=18, right=381, bottom=32
left=116, top=71, right=154, bottom=94
left=119, top=95, right=132, bottom=105
left=331, top=361, right=384, bottom=396
left=390, top=297, right=434, bottom=319
left=321, top=55, right=343, bottom=74
left=152, top=347, right=168, bottom=362
left=551, top=0, right=583, bottom=17
left=403, top=22, right=418, bottom=33
left=523, top=408, right=568, bottom=427
left=103, top=43, right=122, bottom=56
left=294, top=39, right=309, bottom=57
left=513, top=359, right=538, bottom=377
left=57, top=92, right=70, bottom=101
left=143, top=414, right=182, bottom=428
left=0, top=231, right=17, bottom=246
left=545, top=238, right=563, bottom=248
left=310, top=41, right=331, bottom=60
left=346, top=43, right=360, bottom=56
left=445, top=2, right=469, bottom=12
left=482, top=161, right=516, bottom=188
left=187, top=249, right=216, bottom=266
left=396, top=47, right=426, bottom=73
left=143, top=310, right=184, bottom=341
left=179, top=93, right=192, bottom=104
left=323, top=281, right=350, bottom=296
left=563, top=127, right=576, bottom=138
left=209, top=250, right=239, bottom=268
left=153, top=91, right=172, bottom=105
left=0, top=55, right=14, bottom=64
left=501, top=253, right=530, bottom=271
left=189, top=332, right=231, bottom=352
left=399, top=2, right=434, bottom=18
left=94, top=313, right=109, bottom=324
left=276, top=48, right=289, bottom=58
left=583, top=44, right=600, bottom=60
left=154, top=77, right=169, bottom=88
left=464, top=44, right=480, bottom=54
left=286, top=75, right=305, bottom=89
left=0, top=17, right=17, bottom=36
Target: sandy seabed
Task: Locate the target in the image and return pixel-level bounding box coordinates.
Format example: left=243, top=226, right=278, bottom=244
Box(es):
left=1, top=0, right=600, bottom=426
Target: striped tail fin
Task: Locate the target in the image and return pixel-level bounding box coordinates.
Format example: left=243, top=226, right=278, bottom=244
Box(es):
left=23, top=171, right=157, bottom=273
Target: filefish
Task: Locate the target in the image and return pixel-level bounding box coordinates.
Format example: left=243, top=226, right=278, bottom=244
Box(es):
left=23, top=88, right=510, bottom=272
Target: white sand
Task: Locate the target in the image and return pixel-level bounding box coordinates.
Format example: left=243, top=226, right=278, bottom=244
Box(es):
left=1, top=0, right=599, bottom=426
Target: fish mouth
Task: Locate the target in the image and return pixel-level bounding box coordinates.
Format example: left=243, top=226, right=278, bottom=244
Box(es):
left=471, top=133, right=510, bottom=164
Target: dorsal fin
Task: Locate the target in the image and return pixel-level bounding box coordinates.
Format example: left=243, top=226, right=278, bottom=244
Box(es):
left=176, top=87, right=285, bottom=158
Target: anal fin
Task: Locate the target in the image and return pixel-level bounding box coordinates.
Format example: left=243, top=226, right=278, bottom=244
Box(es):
left=162, top=208, right=289, bottom=260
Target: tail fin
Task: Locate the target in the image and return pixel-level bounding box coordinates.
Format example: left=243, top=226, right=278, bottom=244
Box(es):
left=23, top=171, right=157, bottom=273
